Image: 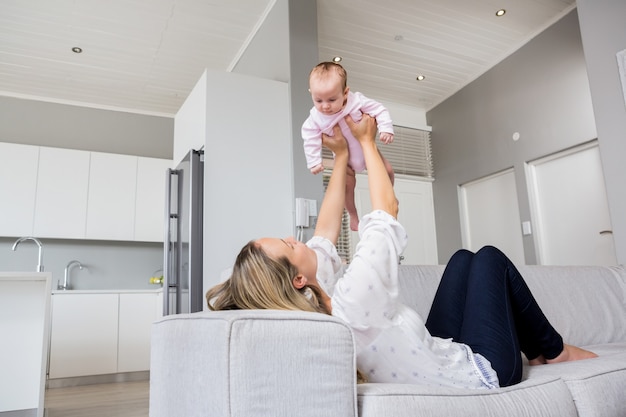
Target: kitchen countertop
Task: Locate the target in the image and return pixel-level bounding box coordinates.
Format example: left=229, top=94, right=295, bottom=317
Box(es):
left=52, top=288, right=163, bottom=294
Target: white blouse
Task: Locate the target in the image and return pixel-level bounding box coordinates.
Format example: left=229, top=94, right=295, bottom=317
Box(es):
left=307, top=210, right=499, bottom=389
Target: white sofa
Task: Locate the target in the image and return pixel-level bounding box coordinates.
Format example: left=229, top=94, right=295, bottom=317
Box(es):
left=149, top=264, right=626, bottom=417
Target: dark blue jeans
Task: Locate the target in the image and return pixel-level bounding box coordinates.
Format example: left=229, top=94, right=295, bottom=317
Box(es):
left=425, top=246, right=563, bottom=387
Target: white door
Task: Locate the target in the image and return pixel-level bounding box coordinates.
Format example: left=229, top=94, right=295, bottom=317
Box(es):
left=526, top=141, right=616, bottom=265
left=351, top=174, right=438, bottom=265
left=458, top=169, right=525, bottom=265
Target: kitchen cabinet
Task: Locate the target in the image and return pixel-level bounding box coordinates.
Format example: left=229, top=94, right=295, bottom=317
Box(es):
left=118, top=292, right=160, bottom=372
left=0, top=142, right=171, bottom=242
left=134, top=157, right=172, bottom=242
left=33, top=147, right=90, bottom=239
left=0, top=142, right=39, bottom=236
left=49, top=292, right=119, bottom=378
left=49, top=290, right=160, bottom=379
left=86, top=152, right=137, bottom=241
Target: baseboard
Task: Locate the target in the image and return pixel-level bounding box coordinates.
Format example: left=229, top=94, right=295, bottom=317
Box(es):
left=0, top=410, right=37, bottom=417
left=46, top=371, right=149, bottom=389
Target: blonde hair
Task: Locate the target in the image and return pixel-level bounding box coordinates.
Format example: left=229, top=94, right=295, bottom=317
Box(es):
left=309, top=61, right=348, bottom=91
left=206, top=240, right=368, bottom=383
left=206, top=241, right=328, bottom=314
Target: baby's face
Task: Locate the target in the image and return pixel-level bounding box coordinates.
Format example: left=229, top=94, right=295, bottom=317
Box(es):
left=309, top=76, right=348, bottom=116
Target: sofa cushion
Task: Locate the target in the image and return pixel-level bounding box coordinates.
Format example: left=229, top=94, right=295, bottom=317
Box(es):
left=358, top=376, right=577, bottom=417
left=523, top=344, right=626, bottom=417
left=396, top=264, right=626, bottom=347
left=397, top=265, right=445, bottom=319
left=518, top=265, right=626, bottom=346
left=150, top=310, right=358, bottom=417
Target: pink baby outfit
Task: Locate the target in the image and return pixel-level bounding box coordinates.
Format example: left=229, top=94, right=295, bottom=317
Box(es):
left=301, top=91, right=394, bottom=173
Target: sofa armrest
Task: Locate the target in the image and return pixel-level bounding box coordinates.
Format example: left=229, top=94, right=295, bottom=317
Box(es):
left=149, top=309, right=358, bottom=417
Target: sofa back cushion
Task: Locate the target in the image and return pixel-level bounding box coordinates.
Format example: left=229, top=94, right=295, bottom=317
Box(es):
left=397, top=265, right=445, bottom=319
left=518, top=265, right=626, bottom=346
left=395, top=264, right=626, bottom=347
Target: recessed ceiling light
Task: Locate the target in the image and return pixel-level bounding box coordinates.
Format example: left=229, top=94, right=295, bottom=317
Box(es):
left=495, top=9, right=506, bottom=17
left=416, top=75, right=426, bottom=81
left=332, top=56, right=342, bottom=62
left=71, top=47, right=83, bottom=53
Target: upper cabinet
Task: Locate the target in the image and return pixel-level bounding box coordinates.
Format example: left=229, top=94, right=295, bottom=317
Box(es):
left=86, top=152, right=137, bottom=241
left=34, top=147, right=90, bottom=239
left=135, top=157, right=171, bottom=242
left=0, top=143, right=171, bottom=242
left=0, top=143, right=39, bottom=236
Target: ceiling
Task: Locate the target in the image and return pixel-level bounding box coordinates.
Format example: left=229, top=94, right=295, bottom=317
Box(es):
left=0, top=0, right=576, bottom=117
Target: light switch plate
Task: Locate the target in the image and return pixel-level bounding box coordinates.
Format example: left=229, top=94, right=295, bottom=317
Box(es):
left=522, top=221, right=532, bottom=236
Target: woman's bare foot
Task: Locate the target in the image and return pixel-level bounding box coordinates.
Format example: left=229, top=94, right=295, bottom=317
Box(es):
left=528, top=355, right=547, bottom=366
left=546, top=344, right=598, bottom=364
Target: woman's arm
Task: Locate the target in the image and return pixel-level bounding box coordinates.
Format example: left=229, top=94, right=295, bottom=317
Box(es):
left=345, top=114, right=398, bottom=218
left=313, top=125, right=349, bottom=245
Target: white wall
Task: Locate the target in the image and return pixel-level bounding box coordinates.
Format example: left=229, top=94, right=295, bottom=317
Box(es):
left=0, top=96, right=173, bottom=158
left=173, top=70, right=207, bottom=164
left=199, top=70, right=294, bottom=293
left=427, top=10, right=597, bottom=263
left=576, top=0, right=626, bottom=265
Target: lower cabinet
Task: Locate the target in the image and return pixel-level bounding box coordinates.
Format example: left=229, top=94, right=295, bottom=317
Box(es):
left=118, top=293, right=160, bottom=373
left=49, top=291, right=160, bottom=379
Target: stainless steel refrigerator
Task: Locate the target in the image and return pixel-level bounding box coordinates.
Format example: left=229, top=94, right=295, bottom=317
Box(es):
left=163, top=149, right=204, bottom=315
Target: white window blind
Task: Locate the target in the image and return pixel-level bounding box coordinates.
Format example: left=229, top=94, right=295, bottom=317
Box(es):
left=321, top=125, right=433, bottom=263
left=322, top=125, right=434, bottom=178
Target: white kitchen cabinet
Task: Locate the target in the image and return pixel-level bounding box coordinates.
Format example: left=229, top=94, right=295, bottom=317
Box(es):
left=86, top=152, right=138, bottom=240
left=134, top=157, right=172, bottom=242
left=49, top=292, right=119, bottom=379
left=49, top=291, right=160, bottom=379
left=117, top=292, right=159, bottom=372
left=0, top=142, right=39, bottom=237
left=33, top=147, right=90, bottom=239
left=0, top=142, right=169, bottom=242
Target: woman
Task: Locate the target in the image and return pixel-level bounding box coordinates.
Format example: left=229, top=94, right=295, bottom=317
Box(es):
left=206, top=114, right=596, bottom=389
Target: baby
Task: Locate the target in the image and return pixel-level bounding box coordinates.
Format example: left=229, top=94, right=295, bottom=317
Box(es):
left=301, top=61, right=395, bottom=231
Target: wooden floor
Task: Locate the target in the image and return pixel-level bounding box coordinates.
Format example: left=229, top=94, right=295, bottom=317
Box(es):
left=45, top=380, right=149, bottom=417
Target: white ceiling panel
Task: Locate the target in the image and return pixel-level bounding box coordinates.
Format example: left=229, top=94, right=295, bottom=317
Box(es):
left=0, top=0, right=576, bottom=115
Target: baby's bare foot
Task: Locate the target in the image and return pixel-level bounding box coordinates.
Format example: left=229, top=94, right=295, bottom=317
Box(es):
left=350, top=215, right=359, bottom=231
left=546, top=344, right=598, bottom=364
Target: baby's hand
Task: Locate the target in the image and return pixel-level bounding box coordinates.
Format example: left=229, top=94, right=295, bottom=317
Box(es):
left=310, top=164, right=324, bottom=175
left=380, top=132, right=394, bottom=144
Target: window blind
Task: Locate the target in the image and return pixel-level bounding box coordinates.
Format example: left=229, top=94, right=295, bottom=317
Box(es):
left=321, top=125, right=434, bottom=263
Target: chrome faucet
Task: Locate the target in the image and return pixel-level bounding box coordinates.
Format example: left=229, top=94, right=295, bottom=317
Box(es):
left=12, top=236, right=44, bottom=272
left=59, top=260, right=84, bottom=291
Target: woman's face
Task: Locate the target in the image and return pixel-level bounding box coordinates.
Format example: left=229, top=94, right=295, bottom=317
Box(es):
left=256, top=236, right=317, bottom=281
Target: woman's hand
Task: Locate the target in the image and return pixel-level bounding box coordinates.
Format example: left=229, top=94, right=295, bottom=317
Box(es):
left=345, top=113, right=377, bottom=147
left=322, top=124, right=348, bottom=156
left=345, top=114, right=398, bottom=218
